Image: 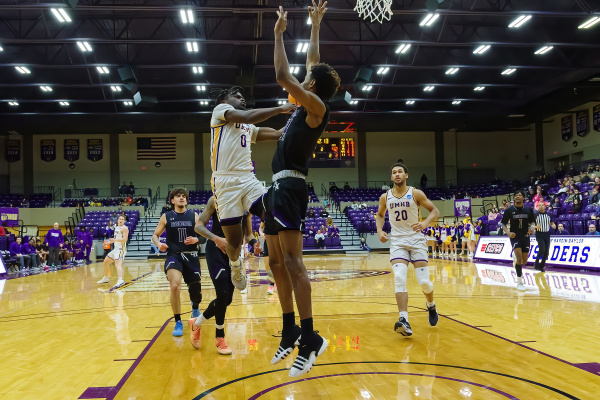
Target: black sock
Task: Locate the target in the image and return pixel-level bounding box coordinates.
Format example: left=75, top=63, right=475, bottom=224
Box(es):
left=174, top=314, right=181, bottom=323
left=216, top=328, right=225, bottom=338
left=515, top=264, right=522, bottom=277
left=300, top=317, right=317, bottom=344
left=282, top=312, right=295, bottom=335
left=192, top=302, right=199, bottom=310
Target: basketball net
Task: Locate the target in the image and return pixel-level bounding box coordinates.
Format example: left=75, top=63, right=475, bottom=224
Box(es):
left=354, top=0, right=393, bottom=24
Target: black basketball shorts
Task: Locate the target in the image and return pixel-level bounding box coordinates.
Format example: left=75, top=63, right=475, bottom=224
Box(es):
left=263, top=177, right=308, bottom=235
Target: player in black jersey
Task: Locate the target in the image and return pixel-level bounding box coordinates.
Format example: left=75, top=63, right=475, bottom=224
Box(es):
left=152, top=188, right=203, bottom=337
left=501, top=190, right=536, bottom=291
left=265, top=2, right=341, bottom=378
left=188, top=197, right=255, bottom=355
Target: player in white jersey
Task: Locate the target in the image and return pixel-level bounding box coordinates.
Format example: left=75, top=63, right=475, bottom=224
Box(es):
left=376, top=163, right=440, bottom=336
left=98, top=214, right=129, bottom=290
left=210, top=87, right=295, bottom=291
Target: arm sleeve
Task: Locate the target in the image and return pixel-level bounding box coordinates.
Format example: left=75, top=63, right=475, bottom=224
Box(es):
left=250, top=125, right=259, bottom=143
left=211, top=103, right=234, bottom=125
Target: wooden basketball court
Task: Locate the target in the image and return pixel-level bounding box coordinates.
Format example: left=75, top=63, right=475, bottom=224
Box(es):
left=1, top=254, right=599, bottom=399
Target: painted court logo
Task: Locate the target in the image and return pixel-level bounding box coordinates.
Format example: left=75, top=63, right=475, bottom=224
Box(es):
left=481, top=243, right=504, bottom=254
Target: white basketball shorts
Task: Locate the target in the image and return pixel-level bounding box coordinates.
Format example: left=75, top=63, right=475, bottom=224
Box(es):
left=212, top=173, right=266, bottom=224
left=390, top=235, right=429, bottom=264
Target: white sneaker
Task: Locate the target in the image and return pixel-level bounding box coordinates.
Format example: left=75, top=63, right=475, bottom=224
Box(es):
left=97, top=276, right=110, bottom=284
left=112, top=279, right=126, bottom=290
left=517, top=283, right=526, bottom=291
left=230, top=257, right=247, bottom=290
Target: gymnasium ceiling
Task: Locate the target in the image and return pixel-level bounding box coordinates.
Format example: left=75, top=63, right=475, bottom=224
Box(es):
left=1, top=0, right=600, bottom=134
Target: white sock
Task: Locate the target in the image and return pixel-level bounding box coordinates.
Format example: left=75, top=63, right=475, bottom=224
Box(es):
left=399, top=311, right=409, bottom=321
left=517, top=277, right=523, bottom=285
left=427, top=300, right=435, bottom=308
left=230, top=258, right=240, bottom=267
left=215, top=324, right=224, bottom=330
left=195, top=314, right=206, bottom=326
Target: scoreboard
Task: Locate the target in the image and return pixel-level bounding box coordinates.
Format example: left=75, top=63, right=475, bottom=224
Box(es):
left=309, top=137, right=355, bottom=168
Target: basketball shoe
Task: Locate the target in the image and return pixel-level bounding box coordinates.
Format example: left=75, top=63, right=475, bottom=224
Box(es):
left=215, top=337, right=232, bottom=355
left=427, top=303, right=439, bottom=326
left=289, top=334, right=328, bottom=377
left=394, top=317, right=412, bottom=336
left=188, top=318, right=201, bottom=348
left=271, top=324, right=302, bottom=365
left=230, top=256, right=247, bottom=290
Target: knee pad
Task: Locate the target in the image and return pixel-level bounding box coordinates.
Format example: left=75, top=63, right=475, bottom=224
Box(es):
left=415, top=266, right=434, bottom=294
left=187, top=281, right=202, bottom=305
left=392, top=263, right=408, bottom=293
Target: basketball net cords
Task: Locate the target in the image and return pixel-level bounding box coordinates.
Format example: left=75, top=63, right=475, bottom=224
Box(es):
left=354, top=0, right=393, bottom=24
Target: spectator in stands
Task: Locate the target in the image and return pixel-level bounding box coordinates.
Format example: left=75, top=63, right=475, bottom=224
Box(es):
left=326, top=216, right=333, bottom=227
left=382, top=183, right=390, bottom=191
left=308, top=182, right=314, bottom=191
left=590, top=188, right=600, bottom=205
left=501, top=200, right=509, bottom=211
left=119, top=182, right=129, bottom=196
left=89, top=198, right=101, bottom=207
left=581, top=173, right=591, bottom=184
left=360, top=237, right=370, bottom=251
left=60, top=239, right=72, bottom=265
left=161, top=200, right=171, bottom=215
left=488, top=207, right=499, bottom=221
left=315, top=230, right=325, bottom=249
left=351, top=201, right=359, bottom=210
left=570, top=198, right=582, bottom=214
left=110, top=212, right=119, bottom=225
left=564, top=187, right=576, bottom=204
left=420, top=174, right=428, bottom=188
left=20, top=196, right=28, bottom=207
left=534, top=196, right=549, bottom=211
left=9, top=237, right=31, bottom=271
left=465, top=191, right=471, bottom=199
left=307, top=225, right=316, bottom=238
left=320, top=208, right=329, bottom=218
left=343, top=181, right=351, bottom=190
left=319, top=225, right=327, bottom=234
left=128, top=181, right=135, bottom=195
left=307, top=208, right=315, bottom=218
left=105, top=220, right=115, bottom=239
left=594, top=176, right=600, bottom=191
left=26, top=238, right=41, bottom=269
left=557, top=180, right=569, bottom=194
left=0, top=221, right=6, bottom=236
left=555, top=223, right=570, bottom=235
left=587, top=224, right=600, bottom=235
left=359, top=199, right=367, bottom=209
left=527, top=187, right=536, bottom=202
left=120, top=197, right=130, bottom=207
left=329, top=182, right=339, bottom=197
left=329, top=225, right=340, bottom=237
left=134, top=195, right=146, bottom=207
left=533, top=186, right=544, bottom=203
left=455, top=192, right=465, bottom=200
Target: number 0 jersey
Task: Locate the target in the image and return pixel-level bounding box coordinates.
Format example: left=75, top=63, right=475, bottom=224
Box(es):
left=113, top=225, right=127, bottom=250
left=387, top=186, right=422, bottom=238
left=165, top=210, right=198, bottom=253
left=210, top=103, right=259, bottom=175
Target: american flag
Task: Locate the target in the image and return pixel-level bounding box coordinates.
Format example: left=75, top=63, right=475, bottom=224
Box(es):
left=136, top=137, right=176, bottom=160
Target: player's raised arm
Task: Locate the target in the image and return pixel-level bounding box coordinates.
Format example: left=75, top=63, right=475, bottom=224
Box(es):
left=223, top=105, right=295, bottom=125
left=256, top=126, right=285, bottom=141
left=411, top=189, right=440, bottom=232
left=376, top=193, right=389, bottom=243
left=274, top=6, right=326, bottom=119
left=306, top=1, right=327, bottom=70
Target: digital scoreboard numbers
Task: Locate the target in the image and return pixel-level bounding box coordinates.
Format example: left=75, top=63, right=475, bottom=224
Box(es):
left=309, top=137, right=356, bottom=168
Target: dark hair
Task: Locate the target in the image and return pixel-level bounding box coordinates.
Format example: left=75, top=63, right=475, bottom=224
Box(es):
left=391, top=163, right=409, bottom=174
left=169, top=187, right=189, bottom=203
left=310, top=63, right=340, bottom=101
left=514, top=190, right=525, bottom=197
left=212, top=86, right=244, bottom=106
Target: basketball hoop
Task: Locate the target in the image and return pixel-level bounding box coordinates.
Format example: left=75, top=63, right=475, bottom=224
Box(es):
left=354, top=0, right=393, bottom=24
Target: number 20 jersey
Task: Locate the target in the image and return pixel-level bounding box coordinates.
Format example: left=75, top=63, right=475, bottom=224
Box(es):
left=165, top=210, right=197, bottom=253
left=387, top=186, right=422, bottom=239
left=210, top=103, right=259, bottom=174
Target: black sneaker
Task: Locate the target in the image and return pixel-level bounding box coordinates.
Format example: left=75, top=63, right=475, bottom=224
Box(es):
left=394, top=317, right=412, bottom=336
left=289, top=333, right=328, bottom=377
left=271, top=324, right=302, bottom=365
left=427, top=303, right=439, bottom=326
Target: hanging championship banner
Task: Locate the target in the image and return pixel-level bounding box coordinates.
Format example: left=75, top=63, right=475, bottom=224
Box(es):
left=0, top=207, right=18, bottom=227
left=561, top=115, right=573, bottom=142
left=64, top=139, right=80, bottom=162
left=593, top=104, right=600, bottom=132
left=6, top=140, right=20, bottom=162
left=454, top=199, right=471, bottom=217
left=41, top=139, right=56, bottom=162
left=87, top=139, right=103, bottom=162
left=576, top=110, right=589, bottom=137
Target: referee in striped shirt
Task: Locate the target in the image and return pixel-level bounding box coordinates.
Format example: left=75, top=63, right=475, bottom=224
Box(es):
left=534, top=203, right=555, bottom=272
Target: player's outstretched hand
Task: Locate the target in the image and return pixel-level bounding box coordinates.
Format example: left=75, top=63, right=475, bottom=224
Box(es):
left=508, top=232, right=516, bottom=239
left=274, top=6, right=288, bottom=34
left=308, top=0, right=328, bottom=26
left=411, top=222, right=424, bottom=232
left=378, top=231, right=389, bottom=243
left=280, top=102, right=297, bottom=113
left=158, top=243, right=168, bottom=252
left=109, top=238, right=116, bottom=244
left=214, top=236, right=228, bottom=254
left=184, top=236, right=198, bottom=245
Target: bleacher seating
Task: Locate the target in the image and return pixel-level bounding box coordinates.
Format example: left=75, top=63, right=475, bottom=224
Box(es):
left=60, top=197, right=148, bottom=208
left=0, top=193, right=24, bottom=207
left=29, top=193, right=52, bottom=208
left=75, top=210, right=140, bottom=239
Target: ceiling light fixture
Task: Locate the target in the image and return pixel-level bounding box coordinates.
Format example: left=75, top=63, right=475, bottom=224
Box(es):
left=200, top=100, right=209, bottom=105
left=395, top=44, right=411, bottom=54
left=15, top=66, right=31, bottom=74
left=501, top=68, right=517, bottom=75
left=296, top=42, right=309, bottom=53
left=508, top=114, right=525, bottom=117
left=290, top=66, right=300, bottom=74
left=123, top=101, right=133, bottom=106
left=473, top=45, right=491, bottom=54
left=578, top=16, right=600, bottom=29
left=423, top=85, right=435, bottom=92
left=534, top=45, right=554, bottom=55
left=406, top=100, right=415, bottom=105
left=452, top=100, right=461, bottom=105
left=76, top=41, right=92, bottom=52
left=40, top=85, right=53, bottom=92
left=196, top=85, right=206, bottom=91
left=50, top=8, right=71, bottom=23
left=445, top=67, right=459, bottom=75
left=8, top=101, right=19, bottom=106
left=180, top=9, right=194, bottom=24
left=59, top=101, right=70, bottom=106
left=187, top=41, right=199, bottom=52
left=362, top=85, right=373, bottom=92
left=96, top=66, right=109, bottom=74
left=419, top=13, right=440, bottom=27
left=474, top=86, right=485, bottom=91
left=307, top=17, right=312, bottom=25
left=508, top=15, right=532, bottom=28
left=350, top=100, right=358, bottom=105
left=377, top=67, right=389, bottom=75
left=0, top=45, right=3, bottom=51
left=192, top=66, right=203, bottom=74
left=111, top=86, right=122, bottom=92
